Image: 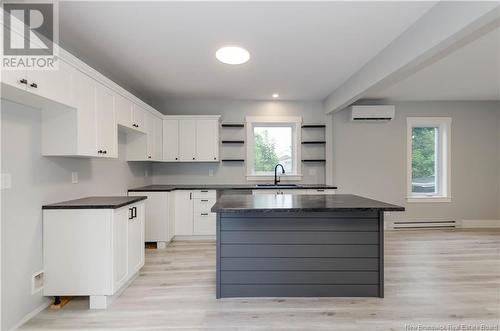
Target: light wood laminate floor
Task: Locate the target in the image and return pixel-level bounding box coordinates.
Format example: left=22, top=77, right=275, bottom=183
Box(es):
left=21, top=229, right=500, bottom=330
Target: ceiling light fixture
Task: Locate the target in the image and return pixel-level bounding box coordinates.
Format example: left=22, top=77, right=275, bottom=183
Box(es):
left=272, top=93, right=280, bottom=98
left=216, top=46, right=250, bottom=65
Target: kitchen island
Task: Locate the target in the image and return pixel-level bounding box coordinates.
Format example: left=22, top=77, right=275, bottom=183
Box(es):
left=211, top=193, right=404, bottom=298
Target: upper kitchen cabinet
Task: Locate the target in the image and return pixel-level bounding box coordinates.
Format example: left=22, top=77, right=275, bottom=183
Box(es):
left=115, top=94, right=147, bottom=134
left=126, top=111, right=163, bottom=161
left=163, top=119, right=179, bottom=161
left=95, top=83, right=117, bottom=158
left=2, top=58, right=74, bottom=108
left=162, top=116, right=220, bottom=162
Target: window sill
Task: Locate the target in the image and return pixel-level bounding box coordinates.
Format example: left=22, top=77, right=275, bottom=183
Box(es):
left=406, top=196, right=451, bottom=203
left=246, top=174, right=303, bottom=181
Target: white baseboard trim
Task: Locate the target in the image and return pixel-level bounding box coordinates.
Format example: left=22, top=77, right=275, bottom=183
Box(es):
left=10, top=298, right=51, bottom=331
left=461, top=220, right=500, bottom=228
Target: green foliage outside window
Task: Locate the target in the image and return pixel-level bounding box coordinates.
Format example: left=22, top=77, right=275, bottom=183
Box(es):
left=412, top=127, right=436, bottom=179
left=254, top=130, right=279, bottom=172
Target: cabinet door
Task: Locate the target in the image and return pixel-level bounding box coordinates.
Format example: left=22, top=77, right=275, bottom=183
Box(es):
left=132, top=104, right=146, bottom=132
left=196, top=119, right=219, bottom=162
left=113, top=207, right=128, bottom=291
left=115, top=94, right=134, bottom=129
left=129, top=192, right=169, bottom=242
left=179, top=119, right=196, bottom=161
left=28, top=59, right=74, bottom=106
left=73, top=71, right=97, bottom=156
left=154, top=116, right=163, bottom=160
left=95, top=83, right=117, bottom=158
left=127, top=203, right=145, bottom=275
left=1, top=67, right=27, bottom=90
left=174, top=191, right=194, bottom=236
left=146, top=112, right=155, bottom=160
left=163, top=119, right=179, bottom=161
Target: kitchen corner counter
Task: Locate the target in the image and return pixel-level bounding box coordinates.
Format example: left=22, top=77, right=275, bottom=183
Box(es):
left=42, top=196, right=147, bottom=209
left=211, top=194, right=404, bottom=213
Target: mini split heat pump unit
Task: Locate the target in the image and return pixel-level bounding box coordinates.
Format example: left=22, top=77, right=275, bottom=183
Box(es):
left=350, top=105, right=395, bottom=122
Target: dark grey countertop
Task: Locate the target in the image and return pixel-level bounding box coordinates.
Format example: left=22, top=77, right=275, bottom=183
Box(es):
left=128, top=184, right=338, bottom=192
left=211, top=194, right=404, bottom=213
left=42, top=196, right=147, bottom=210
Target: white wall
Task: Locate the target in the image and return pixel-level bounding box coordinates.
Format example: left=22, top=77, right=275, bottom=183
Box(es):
left=0, top=99, right=152, bottom=331
left=332, top=100, right=500, bottom=222
left=152, top=99, right=328, bottom=184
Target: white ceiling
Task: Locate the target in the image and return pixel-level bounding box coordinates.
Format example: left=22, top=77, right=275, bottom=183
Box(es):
left=366, top=25, right=500, bottom=101
left=58, top=1, right=435, bottom=104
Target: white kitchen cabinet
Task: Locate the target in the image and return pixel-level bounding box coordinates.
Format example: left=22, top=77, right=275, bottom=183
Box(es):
left=95, top=83, right=117, bottom=158
left=174, top=189, right=217, bottom=237
left=2, top=59, right=74, bottom=107
left=163, top=119, right=179, bottom=161
left=126, top=112, right=162, bottom=161
left=115, top=93, right=134, bottom=129
left=179, top=119, right=197, bottom=161
left=162, top=116, right=220, bottom=162
left=196, top=119, right=219, bottom=161
left=174, top=190, right=194, bottom=236
left=132, top=104, right=146, bottom=133
left=43, top=201, right=145, bottom=309
left=154, top=116, right=163, bottom=160
left=28, top=59, right=74, bottom=107
left=128, top=191, right=174, bottom=246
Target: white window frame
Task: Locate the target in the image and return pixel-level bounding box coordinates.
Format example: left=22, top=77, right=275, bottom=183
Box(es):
left=407, top=117, right=452, bottom=203
left=246, top=116, right=302, bottom=181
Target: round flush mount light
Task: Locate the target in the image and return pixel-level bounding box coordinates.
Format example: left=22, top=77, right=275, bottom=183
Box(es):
left=216, top=46, right=250, bottom=65
left=272, top=93, right=280, bottom=98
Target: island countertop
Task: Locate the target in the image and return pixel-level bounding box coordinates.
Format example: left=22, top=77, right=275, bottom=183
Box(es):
left=128, top=184, right=338, bottom=192
left=211, top=194, right=404, bottom=213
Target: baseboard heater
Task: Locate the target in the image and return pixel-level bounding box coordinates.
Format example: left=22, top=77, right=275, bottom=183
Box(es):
left=391, top=220, right=457, bottom=230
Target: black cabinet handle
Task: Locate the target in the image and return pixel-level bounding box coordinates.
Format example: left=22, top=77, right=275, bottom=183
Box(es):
left=201, top=213, right=208, bottom=216
left=128, top=208, right=133, bottom=220
left=98, top=150, right=103, bottom=154
left=214, top=157, right=216, bottom=160
left=201, top=199, right=208, bottom=202
left=317, top=189, right=324, bottom=192
left=175, top=157, right=178, bottom=160
left=148, top=156, right=151, bottom=159
left=103, top=150, right=107, bottom=154
left=192, top=157, right=195, bottom=160
left=201, top=190, right=208, bottom=193
left=189, top=192, right=192, bottom=200
left=30, top=82, right=38, bottom=88
left=19, top=78, right=27, bottom=85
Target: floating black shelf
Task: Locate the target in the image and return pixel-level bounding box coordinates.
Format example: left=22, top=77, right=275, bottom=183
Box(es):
left=302, top=159, right=326, bottom=162
left=221, top=159, right=245, bottom=162
left=221, top=124, right=245, bottom=128
left=302, top=141, right=326, bottom=144
left=302, top=124, right=326, bottom=128
left=221, top=140, right=245, bottom=144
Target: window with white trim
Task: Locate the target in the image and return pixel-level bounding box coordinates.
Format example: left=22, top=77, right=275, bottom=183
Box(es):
left=407, top=117, right=451, bottom=202
left=246, top=116, right=302, bottom=180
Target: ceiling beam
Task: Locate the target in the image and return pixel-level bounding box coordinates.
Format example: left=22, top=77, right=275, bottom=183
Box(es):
left=323, top=2, right=500, bottom=114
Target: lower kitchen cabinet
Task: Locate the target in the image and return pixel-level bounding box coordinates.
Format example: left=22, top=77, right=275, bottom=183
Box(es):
left=43, top=201, right=145, bottom=309
left=174, top=190, right=217, bottom=237
left=128, top=191, right=174, bottom=247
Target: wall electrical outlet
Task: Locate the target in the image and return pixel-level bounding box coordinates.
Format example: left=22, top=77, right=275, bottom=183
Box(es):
left=71, top=172, right=78, bottom=184
left=32, top=270, right=44, bottom=294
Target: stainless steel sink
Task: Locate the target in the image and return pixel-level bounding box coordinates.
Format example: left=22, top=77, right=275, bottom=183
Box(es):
left=255, top=184, right=300, bottom=188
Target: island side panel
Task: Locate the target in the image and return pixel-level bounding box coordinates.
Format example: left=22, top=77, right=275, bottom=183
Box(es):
left=216, top=213, right=221, bottom=299
left=379, top=210, right=384, bottom=298
left=217, top=211, right=381, bottom=298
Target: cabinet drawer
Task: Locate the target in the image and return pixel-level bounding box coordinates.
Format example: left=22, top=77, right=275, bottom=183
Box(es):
left=194, top=198, right=216, bottom=213
left=193, top=213, right=216, bottom=235
left=193, top=190, right=216, bottom=199
left=307, top=189, right=336, bottom=195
